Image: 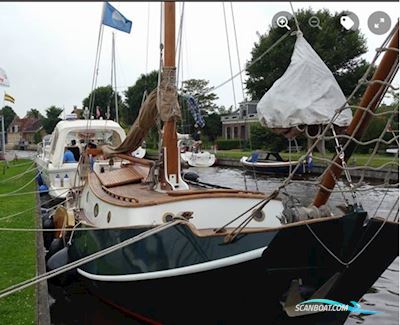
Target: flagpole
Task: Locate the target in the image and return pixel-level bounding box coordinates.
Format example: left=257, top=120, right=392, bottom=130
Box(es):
left=88, top=2, right=106, bottom=119
left=112, top=32, right=119, bottom=124
left=0, top=90, right=5, bottom=159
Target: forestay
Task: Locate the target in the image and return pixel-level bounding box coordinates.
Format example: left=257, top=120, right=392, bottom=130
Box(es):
left=257, top=33, right=352, bottom=134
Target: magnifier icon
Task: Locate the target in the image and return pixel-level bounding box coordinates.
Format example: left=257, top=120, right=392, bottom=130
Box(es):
left=277, top=16, right=291, bottom=30
left=309, top=16, right=322, bottom=30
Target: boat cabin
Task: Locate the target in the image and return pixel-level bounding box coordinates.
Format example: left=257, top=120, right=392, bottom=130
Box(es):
left=45, top=120, right=125, bottom=167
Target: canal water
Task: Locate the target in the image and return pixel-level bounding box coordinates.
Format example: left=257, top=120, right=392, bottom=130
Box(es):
left=12, top=149, right=395, bottom=325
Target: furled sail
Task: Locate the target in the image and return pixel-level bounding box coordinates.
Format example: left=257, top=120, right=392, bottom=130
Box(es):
left=102, top=69, right=181, bottom=157
left=257, top=33, right=352, bottom=138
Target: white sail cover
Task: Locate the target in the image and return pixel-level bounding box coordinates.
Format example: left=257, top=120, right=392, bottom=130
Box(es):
left=257, top=33, right=352, bottom=129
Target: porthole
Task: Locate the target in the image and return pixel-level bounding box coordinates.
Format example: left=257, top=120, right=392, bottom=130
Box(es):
left=107, top=211, right=111, bottom=223
left=253, top=210, right=265, bottom=222
left=94, top=203, right=99, bottom=218
left=86, top=191, right=89, bottom=203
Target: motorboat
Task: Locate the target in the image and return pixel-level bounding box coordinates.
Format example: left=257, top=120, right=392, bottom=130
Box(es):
left=240, top=151, right=307, bottom=175
left=35, top=118, right=126, bottom=199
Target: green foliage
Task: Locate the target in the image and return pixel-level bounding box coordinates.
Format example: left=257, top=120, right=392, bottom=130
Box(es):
left=246, top=9, right=369, bottom=101
left=0, top=106, right=17, bottom=131
left=33, top=131, right=42, bottom=144
left=180, top=79, right=219, bottom=114
left=216, top=139, right=242, bottom=150
left=26, top=108, right=44, bottom=120
left=203, top=113, right=222, bottom=143
left=82, top=85, right=124, bottom=121
left=250, top=123, right=287, bottom=152
left=42, top=106, right=63, bottom=134
left=178, top=79, right=221, bottom=141
left=123, top=71, right=158, bottom=126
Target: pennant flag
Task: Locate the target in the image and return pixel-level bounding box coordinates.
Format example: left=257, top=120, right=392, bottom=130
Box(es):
left=4, top=93, right=15, bottom=104
left=0, top=68, right=10, bottom=87
left=102, top=2, right=132, bottom=34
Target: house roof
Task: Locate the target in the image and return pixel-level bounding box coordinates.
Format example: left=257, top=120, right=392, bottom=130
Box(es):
left=8, top=116, right=43, bottom=133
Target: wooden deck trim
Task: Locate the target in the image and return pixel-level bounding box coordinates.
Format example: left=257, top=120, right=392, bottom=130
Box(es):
left=88, top=172, right=270, bottom=208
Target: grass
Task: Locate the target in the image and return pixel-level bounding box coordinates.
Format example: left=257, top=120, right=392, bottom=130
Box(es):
left=212, top=150, right=397, bottom=169
left=0, top=159, right=37, bottom=325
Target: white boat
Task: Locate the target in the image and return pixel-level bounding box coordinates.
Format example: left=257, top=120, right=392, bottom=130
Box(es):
left=386, top=147, right=399, bottom=154
left=131, top=146, right=146, bottom=158
left=181, top=150, right=216, bottom=167
left=35, top=118, right=126, bottom=199
left=240, top=151, right=306, bottom=175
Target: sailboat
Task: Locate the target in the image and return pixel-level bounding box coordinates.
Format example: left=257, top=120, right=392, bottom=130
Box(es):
left=46, top=4, right=398, bottom=324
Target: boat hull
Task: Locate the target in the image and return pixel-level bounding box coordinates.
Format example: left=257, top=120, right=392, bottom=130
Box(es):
left=181, top=151, right=216, bottom=167
left=67, top=211, right=398, bottom=324
left=240, top=156, right=306, bottom=175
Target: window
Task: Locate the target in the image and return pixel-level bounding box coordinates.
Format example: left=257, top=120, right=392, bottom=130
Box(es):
left=227, top=127, right=231, bottom=139
left=241, top=125, right=246, bottom=139
left=50, top=129, right=59, bottom=156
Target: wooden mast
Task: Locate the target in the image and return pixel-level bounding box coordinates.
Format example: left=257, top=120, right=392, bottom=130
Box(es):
left=313, top=23, right=399, bottom=207
left=161, top=2, right=179, bottom=190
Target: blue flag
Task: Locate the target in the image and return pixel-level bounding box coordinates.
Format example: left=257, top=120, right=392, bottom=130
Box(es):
left=102, top=2, right=132, bottom=34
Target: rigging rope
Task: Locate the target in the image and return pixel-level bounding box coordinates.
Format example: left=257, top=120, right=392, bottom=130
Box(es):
left=222, top=3, right=237, bottom=111
left=0, top=220, right=182, bottom=299
left=289, top=2, right=301, bottom=32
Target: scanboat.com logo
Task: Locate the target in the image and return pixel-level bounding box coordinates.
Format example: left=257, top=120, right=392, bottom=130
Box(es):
left=295, top=299, right=381, bottom=315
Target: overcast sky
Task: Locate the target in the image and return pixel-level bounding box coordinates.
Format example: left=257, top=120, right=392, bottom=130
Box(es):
left=0, top=1, right=398, bottom=118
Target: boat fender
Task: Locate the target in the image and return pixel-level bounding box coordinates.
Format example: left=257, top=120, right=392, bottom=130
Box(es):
left=182, top=171, right=199, bottom=182
left=39, top=184, right=49, bottom=195
left=46, top=247, right=76, bottom=286
left=45, top=238, right=64, bottom=261
left=36, top=173, right=44, bottom=186
left=42, top=217, right=55, bottom=250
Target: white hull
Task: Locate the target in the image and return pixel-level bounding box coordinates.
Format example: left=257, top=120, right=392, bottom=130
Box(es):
left=132, top=147, right=146, bottom=159
left=181, top=151, right=216, bottom=167
left=80, top=183, right=283, bottom=229
left=240, top=156, right=298, bottom=168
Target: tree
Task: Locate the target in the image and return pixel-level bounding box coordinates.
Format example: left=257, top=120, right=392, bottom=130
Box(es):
left=82, top=86, right=124, bottom=122
left=123, top=70, right=158, bottom=126
left=246, top=9, right=370, bottom=101
left=26, top=108, right=44, bottom=120
left=203, top=113, right=222, bottom=143
left=250, top=123, right=287, bottom=152
left=0, top=106, right=17, bottom=131
left=42, top=106, right=63, bottom=134
left=180, top=79, right=219, bottom=114
left=178, top=79, right=221, bottom=140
